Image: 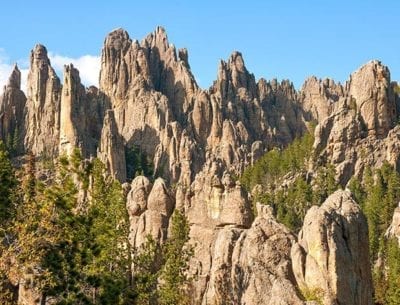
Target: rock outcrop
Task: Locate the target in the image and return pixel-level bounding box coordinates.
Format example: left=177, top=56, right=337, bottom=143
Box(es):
left=300, top=76, right=344, bottom=122
left=3, top=26, right=395, bottom=305
left=97, top=27, right=307, bottom=189
left=386, top=204, right=400, bottom=245
left=201, top=203, right=306, bottom=305
left=98, top=110, right=126, bottom=181
left=312, top=61, right=400, bottom=185
left=348, top=60, right=396, bottom=136
left=24, top=44, right=62, bottom=156
left=0, top=64, right=26, bottom=153
left=126, top=176, right=174, bottom=248
left=59, top=64, right=88, bottom=155
left=291, top=190, right=373, bottom=305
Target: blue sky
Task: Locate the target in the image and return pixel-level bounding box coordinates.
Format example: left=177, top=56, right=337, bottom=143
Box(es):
left=0, top=0, right=399, bottom=90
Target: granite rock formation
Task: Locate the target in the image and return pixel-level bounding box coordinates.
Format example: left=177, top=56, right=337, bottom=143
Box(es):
left=24, top=44, right=62, bottom=156
left=0, top=64, right=26, bottom=153
left=1, top=26, right=394, bottom=305
left=311, top=61, right=400, bottom=185
left=291, top=190, right=373, bottom=305
left=386, top=205, right=400, bottom=245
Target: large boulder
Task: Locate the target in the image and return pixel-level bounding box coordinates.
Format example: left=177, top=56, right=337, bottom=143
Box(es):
left=200, top=203, right=306, bottom=305
left=291, top=190, right=373, bottom=305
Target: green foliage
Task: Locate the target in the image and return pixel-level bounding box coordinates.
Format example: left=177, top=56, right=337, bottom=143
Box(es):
left=0, top=147, right=190, bottom=305
left=241, top=132, right=339, bottom=232
left=4, top=127, right=20, bottom=157
left=132, top=235, right=160, bottom=305
left=85, top=158, right=133, bottom=304
left=0, top=152, right=134, bottom=304
left=158, top=210, right=193, bottom=305
left=300, top=287, right=323, bottom=305
left=125, top=146, right=154, bottom=181
left=385, top=238, right=400, bottom=305
left=312, top=164, right=338, bottom=205
left=348, top=163, right=400, bottom=303
left=0, top=141, right=16, bottom=223
left=349, top=164, right=400, bottom=261
left=240, top=132, right=314, bottom=192
left=274, top=177, right=313, bottom=231
left=348, top=96, right=357, bottom=111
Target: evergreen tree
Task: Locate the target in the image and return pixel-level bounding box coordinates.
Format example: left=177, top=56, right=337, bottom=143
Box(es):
left=125, top=146, right=154, bottom=182
left=0, top=141, right=17, bottom=305
left=85, top=158, right=133, bottom=304
left=158, top=210, right=193, bottom=305
left=348, top=163, right=400, bottom=303
left=132, top=235, right=160, bottom=305
left=0, top=141, right=16, bottom=221
left=10, top=152, right=82, bottom=304
left=364, top=170, right=383, bottom=261
left=312, top=164, right=338, bottom=205
left=386, top=238, right=400, bottom=305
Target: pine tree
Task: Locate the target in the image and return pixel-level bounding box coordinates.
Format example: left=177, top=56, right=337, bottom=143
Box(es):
left=158, top=210, right=193, bottom=305
left=0, top=141, right=16, bottom=221
left=132, top=235, right=160, bottom=305
left=364, top=170, right=384, bottom=261
left=85, top=158, right=133, bottom=304
left=313, top=164, right=338, bottom=205
left=386, top=238, right=400, bottom=305
left=0, top=151, right=94, bottom=304
left=0, top=141, right=17, bottom=305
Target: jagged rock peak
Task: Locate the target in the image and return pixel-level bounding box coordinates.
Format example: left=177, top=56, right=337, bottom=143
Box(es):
left=300, top=75, right=344, bottom=122
left=31, top=44, right=50, bottom=65
left=347, top=59, right=397, bottom=136
left=104, top=28, right=131, bottom=50
left=142, top=26, right=171, bottom=53
left=350, top=59, right=389, bottom=78
left=25, top=42, right=61, bottom=156
left=302, top=75, right=342, bottom=94
left=7, top=64, right=21, bottom=89
left=227, top=51, right=247, bottom=72
left=63, top=63, right=80, bottom=83
left=217, top=51, right=249, bottom=77
left=215, top=51, right=256, bottom=98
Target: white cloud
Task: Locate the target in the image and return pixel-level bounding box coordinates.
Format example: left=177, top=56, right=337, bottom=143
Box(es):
left=0, top=48, right=100, bottom=95
left=0, top=49, right=29, bottom=94
left=48, top=53, right=100, bottom=87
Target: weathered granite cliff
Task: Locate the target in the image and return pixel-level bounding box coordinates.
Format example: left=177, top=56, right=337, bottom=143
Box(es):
left=0, top=65, right=26, bottom=154
left=2, top=26, right=397, bottom=304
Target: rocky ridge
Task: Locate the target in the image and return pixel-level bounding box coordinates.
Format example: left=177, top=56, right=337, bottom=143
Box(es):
left=1, top=27, right=399, bottom=304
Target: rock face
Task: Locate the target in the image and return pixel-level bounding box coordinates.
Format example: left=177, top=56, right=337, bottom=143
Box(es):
left=312, top=61, right=400, bottom=185
left=300, top=76, right=343, bottom=122
left=291, top=190, right=373, bottom=305
left=98, top=110, right=126, bottom=181
left=348, top=60, right=396, bottom=136
left=2, top=26, right=395, bottom=305
left=0, top=65, right=26, bottom=153
left=126, top=176, right=174, bottom=248
left=386, top=205, right=400, bottom=245
left=98, top=27, right=307, bottom=187
left=24, top=44, right=62, bottom=156
left=59, top=64, right=88, bottom=155
left=200, top=203, right=306, bottom=305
